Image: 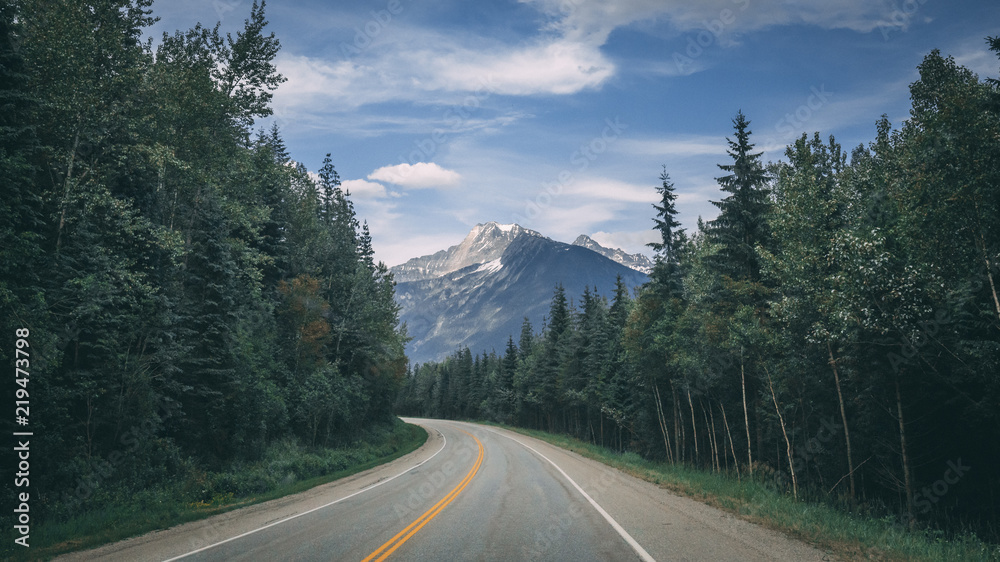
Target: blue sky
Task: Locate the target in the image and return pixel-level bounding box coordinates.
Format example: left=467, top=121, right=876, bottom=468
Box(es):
left=147, top=0, right=1000, bottom=267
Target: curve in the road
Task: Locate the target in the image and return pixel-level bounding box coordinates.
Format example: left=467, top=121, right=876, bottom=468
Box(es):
left=58, top=419, right=829, bottom=561
left=361, top=428, right=484, bottom=562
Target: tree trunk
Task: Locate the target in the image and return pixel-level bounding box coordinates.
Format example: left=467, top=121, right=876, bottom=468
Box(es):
left=895, top=373, right=915, bottom=525
left=828, top=341, right=855, bottom=499
left=766, top=366, right=797, bottom=499
left=687, top=388, right=699, bottom=464
left=654, top=384, right=674, bottom=463
left=708, top=399, right=721, bottom=472
left=56, top=127, right=82, bottom=251
left=740, top=352, right=753, bottom=473
left=974, top=200, right=1000, bottom=321
left=701, top=399, right=717, bottom=471
left=671, top=382, right=682, bottom=462
left=720, top=402, right=740, bottom=479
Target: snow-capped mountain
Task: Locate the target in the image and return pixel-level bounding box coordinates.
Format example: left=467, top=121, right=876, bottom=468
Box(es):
left=572, top=235, right=654, bottom=274
left=392, top=222, right=543, bottom=283
left=392, top=223, right=649, bottom=364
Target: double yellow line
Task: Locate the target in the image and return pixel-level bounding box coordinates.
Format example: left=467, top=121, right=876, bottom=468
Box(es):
left=361, top=429, right=484, bottom=562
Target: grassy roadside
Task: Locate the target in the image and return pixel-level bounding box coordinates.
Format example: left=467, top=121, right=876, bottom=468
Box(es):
left=11, top=419, right=427, bottom=561
left=487, top=423, right=998, bottom=562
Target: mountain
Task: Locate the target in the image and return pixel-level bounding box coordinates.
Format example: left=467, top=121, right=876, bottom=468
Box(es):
left=392, top=223, right=648, bottom=364
left=572, top=235, right=654, bottom=274
left=392, top=222, right=543, bottom=283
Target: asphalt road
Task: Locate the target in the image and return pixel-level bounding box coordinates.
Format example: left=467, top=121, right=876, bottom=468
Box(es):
left=58, top=419, right=831, bottom=561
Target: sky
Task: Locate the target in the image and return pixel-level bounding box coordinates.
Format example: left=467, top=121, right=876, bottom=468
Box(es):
left=146, top=0, right=1000, bottom=267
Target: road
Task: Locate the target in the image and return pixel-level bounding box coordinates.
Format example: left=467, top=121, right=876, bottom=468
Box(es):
left=58, top=419, right=830, bottom=561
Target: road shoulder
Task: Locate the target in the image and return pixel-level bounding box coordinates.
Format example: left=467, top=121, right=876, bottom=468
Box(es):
left=469, top=422, right=834, bottom=562
left=55, top=423, right=441, bottom=562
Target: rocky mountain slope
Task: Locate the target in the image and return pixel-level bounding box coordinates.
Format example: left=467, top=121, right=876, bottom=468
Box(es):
left=392, top=223, right=649, bottom=363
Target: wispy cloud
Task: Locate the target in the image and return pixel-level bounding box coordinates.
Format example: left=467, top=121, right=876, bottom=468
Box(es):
left=526, top=0, right=904, bottom=42
left=272, top=30, right=613, bottom=114
left=368, top=162, right=462, bottom=189
left=952, top=41, right=999, bottom=79
left=563, top=177, right=659, bottom=203
left=616, top=135, right=727, bottom=158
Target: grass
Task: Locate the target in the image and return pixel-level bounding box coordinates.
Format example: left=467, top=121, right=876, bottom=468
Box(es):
left=8, top=420, right=427, bottom=561
left=488, top=423, right=999, bottom=562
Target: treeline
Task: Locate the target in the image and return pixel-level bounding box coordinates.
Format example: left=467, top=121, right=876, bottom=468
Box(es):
left=397, top=44, right=1000, bottom=539
left=1, top=0, right=406, bottom=517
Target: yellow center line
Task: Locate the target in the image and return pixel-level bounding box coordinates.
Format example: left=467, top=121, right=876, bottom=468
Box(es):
left=361, top=428, right=484, bottom=562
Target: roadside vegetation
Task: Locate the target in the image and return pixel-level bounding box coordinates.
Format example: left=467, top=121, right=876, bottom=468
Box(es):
left=497, top=424, right=998, bottom=562
left=5, top=420, right=425, bottom=560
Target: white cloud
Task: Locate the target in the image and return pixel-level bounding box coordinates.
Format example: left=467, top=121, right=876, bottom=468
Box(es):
left=274, top=54, right=394, bottom=111
left=563, top=177, right=659, bottom=203
left=616, top=135, right=728, bottom=158
left=368, top=162, right=462, bottom=189
left=590, top=229, right=659, bottom=256
left=526, top=0, right=906, bottom=43
left=953, top=44, right=999, bottom=80
left=342, top=179, right=395, bottom=199
left=272, top=33, right=613, bottom=113
left=522, top=202, right=620, bottom=242
left=423, top=39, right=613, bottom=96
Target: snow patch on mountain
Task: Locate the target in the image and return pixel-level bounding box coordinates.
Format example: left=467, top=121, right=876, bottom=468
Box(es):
left=476, top=259, right=503, bottom=274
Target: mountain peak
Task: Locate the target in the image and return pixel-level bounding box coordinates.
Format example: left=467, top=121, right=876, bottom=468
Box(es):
left=391, top=222, right=543, bottom=283
left=470, top=222, right=540, bottom=240
left=571, top=234, right=654, bottom=274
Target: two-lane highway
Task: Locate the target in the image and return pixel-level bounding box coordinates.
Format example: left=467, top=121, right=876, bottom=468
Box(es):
left=59, top=420, right=829, bottom=561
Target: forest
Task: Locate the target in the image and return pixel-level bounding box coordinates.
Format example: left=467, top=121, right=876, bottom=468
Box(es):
left=1, top=0, right=409, bottom=529
left=396, top=43, right=1000, bottom=540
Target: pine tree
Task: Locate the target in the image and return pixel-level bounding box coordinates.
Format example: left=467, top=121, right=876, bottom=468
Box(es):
left=648, top=167, right=686, bottom=297
left=708, top=110, right=771, bottom=286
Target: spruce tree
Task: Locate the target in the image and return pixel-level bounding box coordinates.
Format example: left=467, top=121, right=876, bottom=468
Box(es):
left=648, top=167, right=685, bottom=296
left=708, top=110, right=771, bottom=285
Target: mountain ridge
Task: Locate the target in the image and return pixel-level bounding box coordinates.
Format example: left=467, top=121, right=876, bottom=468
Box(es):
left=391, top=222, right=651, bottom=281
left=571, top=234, right=654, bottom=274
left=393, top=222, right=649, bottom=363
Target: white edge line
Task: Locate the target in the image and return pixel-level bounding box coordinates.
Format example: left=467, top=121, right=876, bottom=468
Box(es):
left=162, top=426, right=447, bottom=562
left=474, top=424, right=656, bottom=562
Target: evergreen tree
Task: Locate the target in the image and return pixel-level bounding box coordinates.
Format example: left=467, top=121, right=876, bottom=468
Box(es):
left=648, top=167, right=685, bottom=297
left=707, top=110, right=772, bottom=286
